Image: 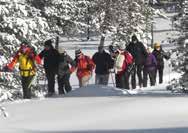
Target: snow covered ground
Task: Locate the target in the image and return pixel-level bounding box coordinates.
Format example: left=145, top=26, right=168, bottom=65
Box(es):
left=0, top=73, right=188, bottom=133
left=1, top=13, right=188, bottom=133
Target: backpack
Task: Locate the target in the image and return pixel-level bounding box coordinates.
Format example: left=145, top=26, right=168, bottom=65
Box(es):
left=85, top=56, right=94, bottom=71
left=124, top=51, right=134, bottom=73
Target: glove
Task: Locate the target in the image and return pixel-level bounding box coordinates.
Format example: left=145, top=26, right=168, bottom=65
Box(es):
left=109, top=69, right=115, bottom=73
left=2, top=65, right=12, bottom=72
left=69, top=67, right=75, bottom=74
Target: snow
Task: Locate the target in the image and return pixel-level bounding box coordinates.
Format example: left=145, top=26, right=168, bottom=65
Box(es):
left=0, top=12, right=187, bottom=133
left=0, top=73, right=188, bottom=133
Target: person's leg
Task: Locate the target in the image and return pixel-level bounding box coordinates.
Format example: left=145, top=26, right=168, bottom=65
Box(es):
left=143, top=68, right=148, bottom=87
left=137, top=64, right=144, bottom=88
left=45, top=70, right=55, bottom=95
left=21, top=76, right=27, bottom=99
left=95, top=74, right=100, bottom=85
left=57, top=76, right=65, bottom=95
left=158, top=66, right=164, bottom=84
left=64, top=74, right=72, bottom=93
left=21, top=76, right=34, bottom=99
left=102, top=74, right=109, bottom=85
left=124, top=72, right=130, bottom=89
left=115, top=74, right=121, bottom=88
left=98, top=75, right=103, bottom=85
left=80, top=75, right=91, bottom=87
left=131, top=67, right=136, bottom=89
left=149, top=70, right=156, bottom=86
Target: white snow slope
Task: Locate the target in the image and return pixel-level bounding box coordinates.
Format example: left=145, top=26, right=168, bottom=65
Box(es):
left=0, top=82, right=188, bottom=133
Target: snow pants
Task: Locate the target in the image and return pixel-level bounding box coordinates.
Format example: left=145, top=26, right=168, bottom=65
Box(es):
left=155, top=66, right=164, bottom=84
left=143, top=68, right=156, bottom=87
left=130, top=64, right=144, bottom=89
left=57, top=74, right=71, bottom=94
left=78, top=75, right=91, bottom=87
left=115, top=71, right=130, bottom=89
left=45, top=69, right=56, bottom=95
left=95, top=74, right=109, bottom=85
left=21, top=75, right=35, bottom=99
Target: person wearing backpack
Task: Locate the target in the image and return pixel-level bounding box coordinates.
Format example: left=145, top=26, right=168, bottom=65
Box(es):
left=74, top=49, right=95, bottom=87
left=114, top=44, right=133, bottom=89
left=38, top=39, right=59, bottom=97
left=92, top=46, right=114, bottom=85
left=57, top=47, right=76, bottom=95
left=4, top=42, right=41, bottom=99
left=152, top=42, right=170, bottom=84
left=143, top=47, right=157, bottom=87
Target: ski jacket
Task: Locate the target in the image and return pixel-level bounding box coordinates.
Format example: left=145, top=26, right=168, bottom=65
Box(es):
left=152, top=49, right=170, bottom=67
left=144, top=53, right=157, bottom=71
left=75, top=55, right=95, bottom=79
left=7, top=46, right=41, bottom=77
left=58, top=52, right=76, bottom=77
left=126, top=41, right=147, bottom=65
left=92, top=50, right=114, bottom=75
left=38, top=48, right=59, bottom=72
left=115, top=51, right=133, bottom=75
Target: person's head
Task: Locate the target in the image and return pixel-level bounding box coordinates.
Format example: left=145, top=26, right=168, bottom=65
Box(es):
left=75, top=49, right=83, bottom=58
left=44, top=39, right=53, bottom=50
left=117, top=42, right=125, bottom=51
left=147, top=47, right=153, bottom=53
left=108, top=44, right=118, bottom=57
left=154, top=42, right=161, bottom=51
left=108, top=45, right=115, bottom=54
left=20, top=41, right=31, bottom=54
left=98, top=46, right=104, bottom=53
left=131, top=35, right=138, bottom=44
left=58, top=47, right=65, bottom=54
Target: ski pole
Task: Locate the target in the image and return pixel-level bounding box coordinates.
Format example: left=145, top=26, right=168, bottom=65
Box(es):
left=168, top=59, right=171, bottom=84
left=110, top=72, right=115, bottom=87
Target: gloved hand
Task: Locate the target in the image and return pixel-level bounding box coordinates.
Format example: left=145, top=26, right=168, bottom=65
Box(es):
left=2, top=65, right=12, bottom=72
left=109, top=69, right=115, bottom=73
left=69, top=67, right=75, bottom=74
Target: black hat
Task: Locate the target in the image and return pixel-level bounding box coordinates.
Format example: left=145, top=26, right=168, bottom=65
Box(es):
left=44, top=39, right=52, bottom=46
left=132, top=35, right=138, bottom=41
left=75, top=49, right=82, bottom=56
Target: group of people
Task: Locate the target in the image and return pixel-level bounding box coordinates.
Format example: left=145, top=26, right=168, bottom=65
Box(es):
left=4, top=39, right=95, bottom=98
left=3, top=35, right=170, bottom=99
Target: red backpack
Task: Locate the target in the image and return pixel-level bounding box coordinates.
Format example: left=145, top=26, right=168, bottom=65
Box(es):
left=124, top=51, right=134, bottom=73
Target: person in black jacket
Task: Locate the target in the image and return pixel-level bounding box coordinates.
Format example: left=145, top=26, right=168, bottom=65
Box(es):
left=126, top=35, right=147, bottom=89
left=57, top=47, right=76, bottom=94
left=38, top=39, right=59, bottom=97
left=92, top=46, right=114, bottom=85
left=152, top=42, right=170, bottom=84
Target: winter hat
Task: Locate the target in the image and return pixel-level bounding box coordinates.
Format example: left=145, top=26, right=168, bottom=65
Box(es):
left=98, top=45, right=104, bottom=52
left=21, top=40, right=29, bottom=46
left=117, top=42, right=125, bottom=50
left=132, top=35, right=138, bottom=42
left=44, top=39, right=52, bottom=47
left=154, top=42, right=160, bottom=48
left=75, top=49, right=82, bottom=57
left=58, top=47, right=65, bottom=54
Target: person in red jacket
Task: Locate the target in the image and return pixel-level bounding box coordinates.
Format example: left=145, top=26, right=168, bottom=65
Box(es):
left=74, top=49, right=95, bottom=87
